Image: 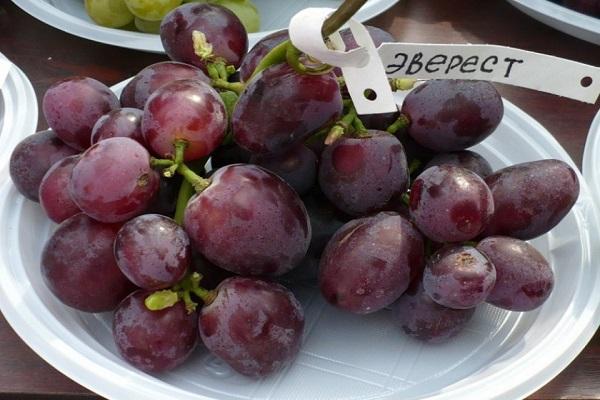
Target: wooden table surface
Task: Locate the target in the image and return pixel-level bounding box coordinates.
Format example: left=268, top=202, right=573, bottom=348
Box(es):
left=0, top=0, right=599, bottom=399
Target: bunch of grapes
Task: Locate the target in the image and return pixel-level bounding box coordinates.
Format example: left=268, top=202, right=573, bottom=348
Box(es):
left=84, top=0, right=260, bottom=33
left=8, top=3, right=580, bottom=378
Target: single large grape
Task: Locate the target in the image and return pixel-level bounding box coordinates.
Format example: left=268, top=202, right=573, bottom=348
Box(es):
left=482, top=159, right=579, bottom=240
left=319, top=131, right=409, bottom=216
left=124, top=0, right=182, bottom=21
left=85, top=0, right=134, bottom=28
left=477, top=236, right=554, bottom=311
left=183, top=164, right=311, bottom=276
left=199, top=277, right=304, bottom=378
left=69, top=137, right=160, bottom=223
left=250, top=145, right=317, bottom=196
left=409, top=165, right=494, bottom=242
left=91, top=108, right=145, bottom=145
left=42, top=77, right=120, bottom=151
left=232, top=63, right=343, bottom=155
left=142, top=79, right=227, bottom=161
left=9, top=130, right=79, bottom=201
left=423, top=245, right=496, bottom=309
left=113, top=290, right=197, bottom=372
left=424, top=150, right=493, bottom=179
left=401, top=80, right=503, bottom=152
left=160, top=3, right=248, bottom=71
left=319, top=212, right=424, bottom=314
left=120, top=61, right=210, bottom=110
left=39, top=155, right=81, bottom=224
left=115, top=214, right=190, bottom=290
left=41, top=213, right=135, bottom=312
left=239, top=29, right=289, bottom=82
left=392, top=280, right=475, bottom=343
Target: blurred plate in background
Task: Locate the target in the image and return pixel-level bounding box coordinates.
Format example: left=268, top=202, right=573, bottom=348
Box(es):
left=11, top=0, right=400, bottom=52
left=507, top=0, right=600, bottom=45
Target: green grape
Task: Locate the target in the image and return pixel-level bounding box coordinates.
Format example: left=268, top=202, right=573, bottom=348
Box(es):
left=134, top=17, right=162, bottom=33
left=85, top=0, right=135, bottom=28
left=124, top=0, right=183, bottom=21
left=183, top=0, right=260, bottom=32
left=211, top=0, right=260, bottom=33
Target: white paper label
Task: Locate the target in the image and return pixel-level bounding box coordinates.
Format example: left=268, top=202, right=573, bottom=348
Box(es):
left=0, top=59, right=10, bottom=89
left=380, top=43, right=600, bottom=104
left=290, top=8, right=396, bottom=114
left=289, top=8, right=600, bottom=115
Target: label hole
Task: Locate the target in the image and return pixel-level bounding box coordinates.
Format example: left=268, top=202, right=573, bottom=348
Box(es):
left=363, top=89, right=377, bottom=101
left=581, top=76, right=593, bottom=88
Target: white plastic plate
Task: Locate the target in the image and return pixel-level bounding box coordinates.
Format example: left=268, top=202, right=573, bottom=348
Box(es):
left=0, top=53, right=38, bottom=173
left=507, top=0, right=600, bottom=45
left=0, top=79, right=599, bottom=400
left=11, top=0, right=400, bottom=52
left=583, top=109, right=600, bottom=203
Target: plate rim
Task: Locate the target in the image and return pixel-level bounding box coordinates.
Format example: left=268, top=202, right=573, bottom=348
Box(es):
left=0, top=52, right=38, bottom=174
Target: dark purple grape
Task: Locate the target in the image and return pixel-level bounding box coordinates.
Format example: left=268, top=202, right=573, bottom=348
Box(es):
left=250, top=145, right=317, bottom=196
left=113, top=290, right=197, bottom=372
left=9, top=130, right=79, bottom=201
left=142, top=79, right=227, bottom=161
left=319, top=212, right=424, bottom=314
left=184, top=164, right=311, bottom=276
left=210, top=143, right=252, bottom=170
left=401, top=80, right=503, bottom=152
left=359, top=111, right=400, bottom=131
left=477, top=236, right=554, bottom=311
left=91, top=108, right=145, bottom=145
left=482, top=159, right=579, bottom=240
left=400, top=134, right=438, bottom=178
left=239, top=29, right=289, bottom=82
left=423, top=245, right=495, bottom=309
left=199, top=277, right=304, bottom=378
left=41, top=213, right=135, bottom=312
left=281, top=187, right=350, bottom=284
left=39, top=155, right=80, bottom=224
left=160, top=3, right=248, bottom=71
left=120, top=61, right=210, bottom=109
left=409, top=165, right=494, bottom=242
left=425, top=150, right=493, bottom=179
left=42, top=77, right=120, bottom=151
left=319, top=131, right=409, bottom=216
left=341, top=25, right=395, bottom=49
left=145, top=174, right=182, bottom=217
left=191, top=250, right=235, bottom=290
left=114, top=214, right=190, bottom=290
left=69, top=137, right=160, bottom=223
left=232, top=63, right=342, bottom=155
left=563, top=0, right=600, bottom=16
left=392, top=280, right=475, bottom=343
